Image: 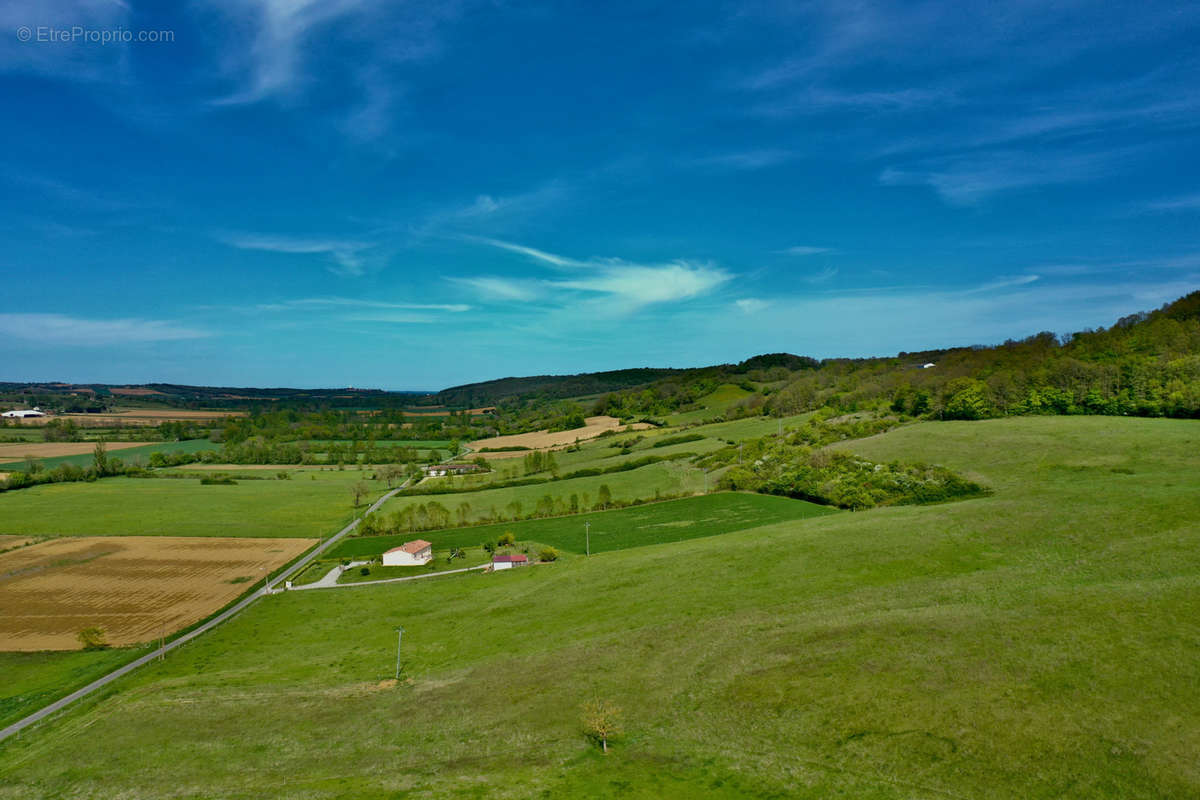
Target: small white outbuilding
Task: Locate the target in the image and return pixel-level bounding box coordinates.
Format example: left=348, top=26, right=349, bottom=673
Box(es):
left=491, top=554, right=528, bottom=571
left=2, top=408, right=46, bottom=418
left=382, top=540, right=432, bottom=566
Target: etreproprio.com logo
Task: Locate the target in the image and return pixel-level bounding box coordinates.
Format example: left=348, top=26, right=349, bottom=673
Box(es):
left=16, top=25, right=175, bottom=44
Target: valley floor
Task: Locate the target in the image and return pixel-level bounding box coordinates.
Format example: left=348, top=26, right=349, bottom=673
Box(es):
left=1, top=416, right=1197, bottom=798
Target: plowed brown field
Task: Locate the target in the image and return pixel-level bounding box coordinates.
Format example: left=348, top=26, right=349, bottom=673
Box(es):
left=470, top=415, right=653, bottom=457
left=0, top=536, right=313, bottom=651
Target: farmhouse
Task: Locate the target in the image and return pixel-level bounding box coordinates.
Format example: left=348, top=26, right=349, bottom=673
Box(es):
left=492, top=553, right=528, bottom=571
left=422, top=463, right=483, bottom=478
left=2, top=408, right=46, bottom=418
left=382, top=540, right=432, bottom=566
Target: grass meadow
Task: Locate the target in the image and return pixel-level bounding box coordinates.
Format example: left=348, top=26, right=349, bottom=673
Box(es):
left=1, top=417, right=1197, bottom=798
left=385, top=460, right=710, bottom=525
left=334, top=492, right=835, bottom=558
left=0, top=469, right=390, bottom=538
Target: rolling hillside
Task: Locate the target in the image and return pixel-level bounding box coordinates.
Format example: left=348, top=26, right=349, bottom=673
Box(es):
left=2, top=415, right=1197, bottom=798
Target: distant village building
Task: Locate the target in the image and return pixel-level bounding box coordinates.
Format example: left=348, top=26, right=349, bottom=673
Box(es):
left=921, top=363, right=936, bottom=369
left=381, top=540, right=432, bottom=567
left=2, top=408, right=46, bottom=418
left=422, top=463, right=483, bottom=478
left=491, top=553, right=528, bottom=571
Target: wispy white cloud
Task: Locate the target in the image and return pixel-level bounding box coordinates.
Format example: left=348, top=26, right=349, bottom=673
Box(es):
left=254, top=297, right=470, bottom=313
left=801, top=266, right=839, bottom=284
left=879, top=150, right=1130, bottom=205
left=415, top=182, right=570, bottom=236
left=448, top=276, right=541, bottom=302
left=550, top=261, right=731, bottom=307
left=751, top=86, right=951, bottom=118
left=1144, top=193, right=1200, bottom=212
left=218, top=232, right=376, bottom=276
left=0, top=313, right=209, bottom=346
left=966, top=274, right=1040, bottom=294
left=465, top=238, right=733, bottom=310
left=0, top=1, right=132, bottom=82
left=468, top=237, right=580, bottom=268
left=690, top=149, right=797, bottom=170
left=778, top=245, right=834, bottom=256
left=735, top=298, right=769, bottom=314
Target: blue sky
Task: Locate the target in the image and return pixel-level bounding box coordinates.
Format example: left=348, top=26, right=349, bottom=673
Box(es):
left=1, top=1, right=1198, bottom=390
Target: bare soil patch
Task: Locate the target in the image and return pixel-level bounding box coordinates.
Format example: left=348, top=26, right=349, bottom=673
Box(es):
left=470, top=416, right=653, bottom=457
left=0, top=441, right=148, bottom=464
left=0, top=536, right=313, bottom=651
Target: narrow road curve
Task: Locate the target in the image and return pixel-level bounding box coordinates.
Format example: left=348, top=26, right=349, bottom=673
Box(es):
left=0, top=481, right=408, bottom=745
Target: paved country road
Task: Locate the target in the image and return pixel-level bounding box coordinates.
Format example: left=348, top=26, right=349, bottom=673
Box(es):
left=0, top=482, right=407, bottom=745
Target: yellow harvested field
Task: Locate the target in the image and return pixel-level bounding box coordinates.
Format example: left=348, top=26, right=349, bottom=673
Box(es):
left=0, top=536, right=313, bottom=651
left=0, top=535, right=30, bottom=549
left=470, top=415, right=653, bottom=456
left=0, top=441, right=148, bottom=464
left=15, top=410, right=245, bottom=427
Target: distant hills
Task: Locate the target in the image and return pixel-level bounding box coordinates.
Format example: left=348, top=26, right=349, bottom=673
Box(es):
left=3, top=290, right=1197, bottom=416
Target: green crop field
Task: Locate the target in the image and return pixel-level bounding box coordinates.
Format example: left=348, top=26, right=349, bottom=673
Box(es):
left=333, top=492, right=835, bottom=559
left=0, top=469, right=389, bottom=538
left=2, top=416, right=1198, bottom=799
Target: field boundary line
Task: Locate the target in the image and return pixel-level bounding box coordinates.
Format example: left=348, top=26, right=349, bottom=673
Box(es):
left=0, top=482, right=407, bottom=745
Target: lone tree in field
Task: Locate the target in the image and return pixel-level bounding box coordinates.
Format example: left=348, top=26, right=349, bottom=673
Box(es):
left=351, top=480, right=370, bottom=507
left=379, top=463, right=403, bottom=488
left=92, top=440, right=109, bottom=477
left=77, top=626, right=109, bottom=650
left=582, top=699, right=621, bottom=753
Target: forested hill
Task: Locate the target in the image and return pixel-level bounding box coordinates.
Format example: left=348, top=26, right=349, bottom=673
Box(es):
left=589, top=289, right=1200, bottom=421
left=433, top=367, right=687, bottom=407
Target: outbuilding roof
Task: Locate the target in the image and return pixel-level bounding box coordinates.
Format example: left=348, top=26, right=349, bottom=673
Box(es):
left=493, top=554, right=528, bottom=563
left=385, top=539, right=432, bottom=555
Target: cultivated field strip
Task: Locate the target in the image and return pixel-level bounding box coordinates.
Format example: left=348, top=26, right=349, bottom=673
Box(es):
left=0, top=536, right=313, bottom=650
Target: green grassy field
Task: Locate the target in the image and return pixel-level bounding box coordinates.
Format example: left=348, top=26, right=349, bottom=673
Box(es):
left=0, top=649, right=136, bottom=730
left=2, top=417, right=1198, bottom=798
left=333, top=492, right=835, bottom=558
left=385, top=460, right=709, bottom=525
left=663, top=383, right=756, bottom=425
left=0, top=469, right=388, bottom=538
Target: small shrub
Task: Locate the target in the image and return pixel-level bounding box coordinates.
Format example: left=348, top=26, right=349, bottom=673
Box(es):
left=359, top=566, right=370, bottom=576
left=538, top=546, right=559, bottom=562
left=497, top=531, right=516, bottom=547
left=200, top=476, right=237, bottom=485
left=77, top=626, right=109, bottom=650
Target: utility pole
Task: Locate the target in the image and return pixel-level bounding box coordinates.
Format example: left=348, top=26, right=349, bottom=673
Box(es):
left=585, top=521, right=591, bottom=556
left=394, top=626, right=405, bottom=681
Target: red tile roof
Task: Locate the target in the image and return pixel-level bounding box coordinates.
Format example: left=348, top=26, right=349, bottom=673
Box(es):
left=493, top=554, right=528, bottom=563
left=385, top=539, right=432, bottom=555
